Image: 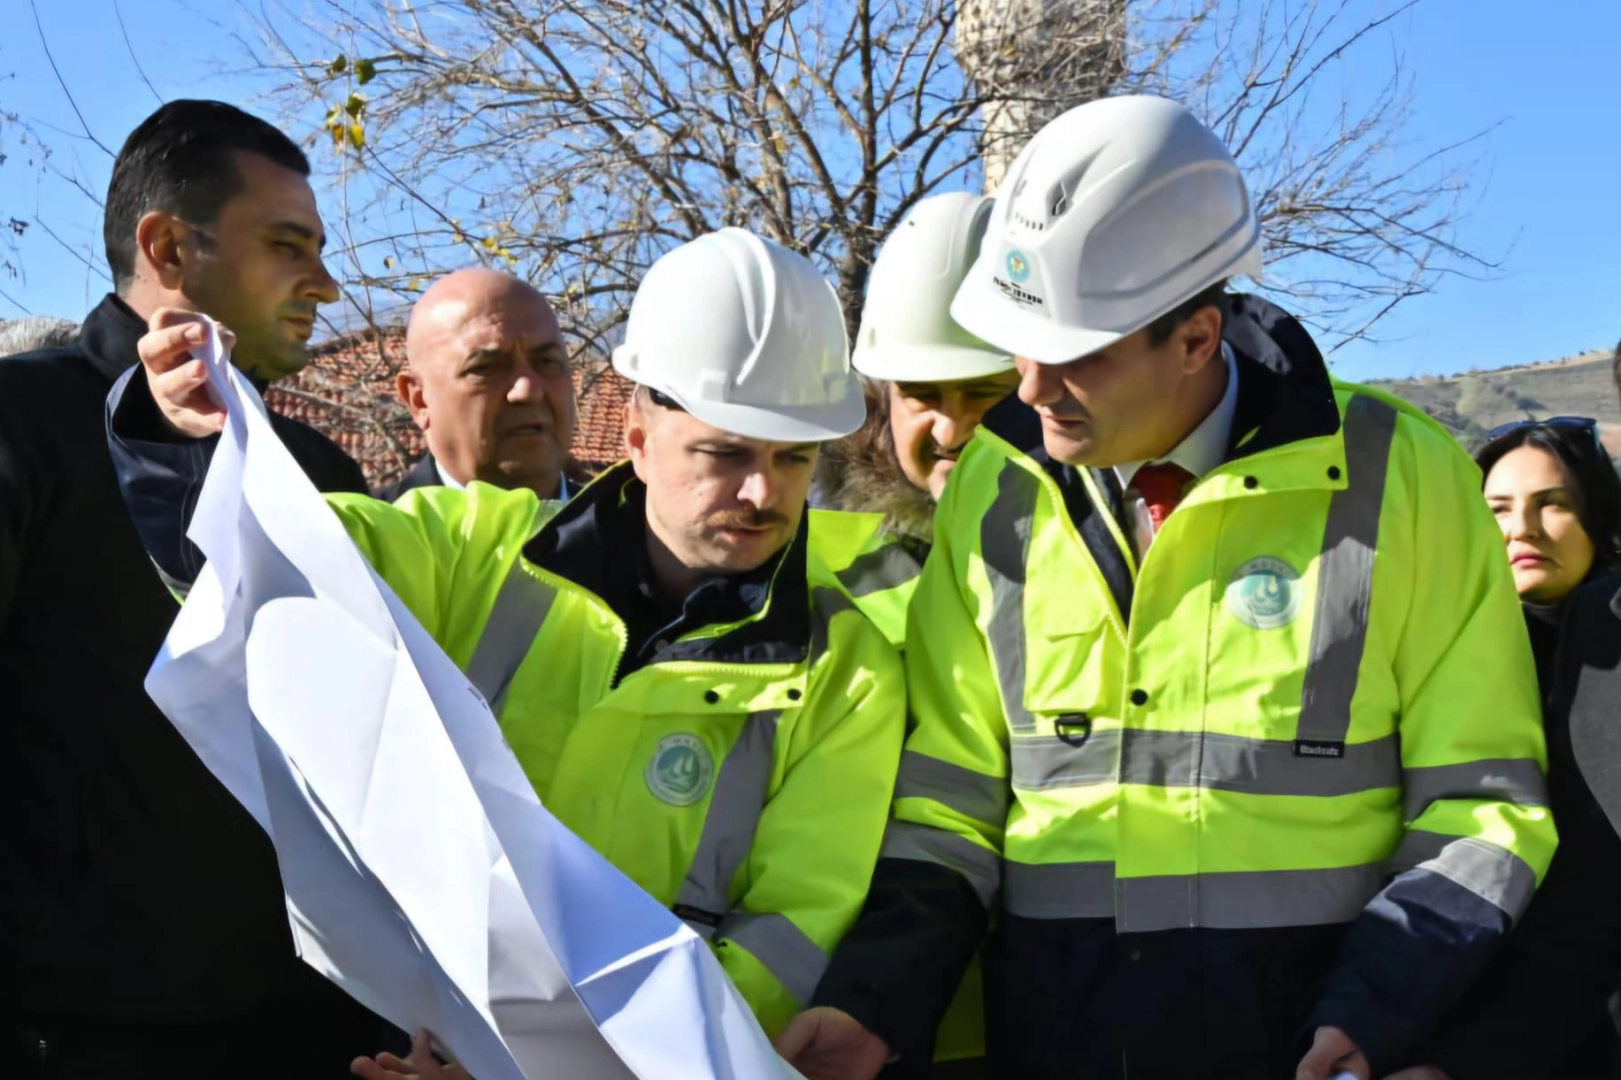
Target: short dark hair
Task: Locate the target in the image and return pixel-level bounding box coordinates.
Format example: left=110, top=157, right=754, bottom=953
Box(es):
left=1145, top=280, right=1230, bottom=347
left=103, top=100, right=310, bottom=291
left=1476, top=422, right=1621, bottom=572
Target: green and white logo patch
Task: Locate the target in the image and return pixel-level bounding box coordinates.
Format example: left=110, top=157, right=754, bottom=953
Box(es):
left=645, top=733, right=715, bottom=806
left=1225, top=556, right=1303, bottom=630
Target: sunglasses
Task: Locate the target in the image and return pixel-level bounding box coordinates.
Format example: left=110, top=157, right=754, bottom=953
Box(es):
left=1483, top=415, right=1603, bottom=450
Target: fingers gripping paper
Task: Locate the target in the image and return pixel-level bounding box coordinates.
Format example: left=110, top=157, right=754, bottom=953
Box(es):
left=144, top=319, right=800, bottom=1080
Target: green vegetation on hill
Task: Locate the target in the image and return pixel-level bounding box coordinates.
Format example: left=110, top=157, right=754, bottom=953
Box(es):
left=1369, top=350, right=1618, bottom=452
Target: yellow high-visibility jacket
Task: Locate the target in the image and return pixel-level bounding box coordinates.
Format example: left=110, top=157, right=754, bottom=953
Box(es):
left=324, top=465, right=906, bottom=1037
left=815, top=295, right=1556, bottom=1076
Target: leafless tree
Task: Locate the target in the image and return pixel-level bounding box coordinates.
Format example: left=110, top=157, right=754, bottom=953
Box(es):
left=240, top=0, right=1490, bottom=376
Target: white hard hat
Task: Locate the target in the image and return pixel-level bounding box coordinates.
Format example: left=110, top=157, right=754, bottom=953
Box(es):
left=951, top=95, right=1263, bottom=365
left=852, top=193, right=1014, bottom=382
left=612, top=228, right=863, bottom=442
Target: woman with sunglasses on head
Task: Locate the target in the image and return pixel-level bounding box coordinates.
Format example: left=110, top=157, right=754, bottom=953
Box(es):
left=1479, top=418, right=1621, bottom=682
left=1394, top=417, right=1621, bottom=1080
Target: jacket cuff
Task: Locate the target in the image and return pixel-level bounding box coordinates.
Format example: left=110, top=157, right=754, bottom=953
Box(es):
left=811, top=858, right=987, bottom=1064
left=1306, top=867, right=1514, bottom=1076
left=105, top=366, right=218, bottom=586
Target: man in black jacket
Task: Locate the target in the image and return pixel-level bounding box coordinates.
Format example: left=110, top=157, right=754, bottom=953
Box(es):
left=0, top=100, right=388, bottom=1077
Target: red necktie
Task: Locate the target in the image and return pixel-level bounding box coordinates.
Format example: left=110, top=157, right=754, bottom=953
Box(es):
left=1131, top=462, right=1195, bottom=533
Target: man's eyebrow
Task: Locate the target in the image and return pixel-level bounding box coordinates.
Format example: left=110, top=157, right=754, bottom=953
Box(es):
left=266, top=221, right=326, bottom=251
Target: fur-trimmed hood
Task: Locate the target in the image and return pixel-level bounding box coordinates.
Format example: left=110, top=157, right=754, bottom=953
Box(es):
left=820, top=382, right=936, bottom=545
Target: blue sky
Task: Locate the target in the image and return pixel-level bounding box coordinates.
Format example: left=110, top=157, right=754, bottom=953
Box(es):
left=1, top=0, right=1616, bottom=382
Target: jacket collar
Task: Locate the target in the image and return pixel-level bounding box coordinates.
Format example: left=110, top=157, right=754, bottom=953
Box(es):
left=982, top=293, right=1342, bottom=463
left=77, top=294, right=149, bottom=385
left=524, top=461, right=813, bottom=666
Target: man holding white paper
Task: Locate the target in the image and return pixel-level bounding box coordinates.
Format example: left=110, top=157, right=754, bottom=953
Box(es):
left=108, top=228, right=905, bottom=1055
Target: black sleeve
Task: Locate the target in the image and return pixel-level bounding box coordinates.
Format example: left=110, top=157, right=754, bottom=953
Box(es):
left=105, top=365, right=216, bottom=588
left=810, top=858, right=987, bottom=1070
left=105, top=367, right=370, bottom=589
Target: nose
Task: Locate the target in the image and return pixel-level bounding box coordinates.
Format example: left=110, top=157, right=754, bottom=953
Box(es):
left=508, top=370, right=536, bottom=404
left=306, top=255, right=340, bottom=305
left=931, top=408, right=964, bottom=452
left=737, top=468, right=778, bottom=510
left=1017, top=359, right=1059, bottom=408
left=1506, top=502, right=1542, bottom=541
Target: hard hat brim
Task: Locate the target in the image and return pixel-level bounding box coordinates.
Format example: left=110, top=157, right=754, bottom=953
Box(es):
left=625, top=372, right=868, bottom=443
left=851, top=342, right=1016, bottom=383
left=950, top=284, right=1126, bottom=366
left=682, top=393, right=867, bottom=443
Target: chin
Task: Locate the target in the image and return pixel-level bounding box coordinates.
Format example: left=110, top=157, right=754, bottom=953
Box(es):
left=1042, top=433, right=1097, bottom=467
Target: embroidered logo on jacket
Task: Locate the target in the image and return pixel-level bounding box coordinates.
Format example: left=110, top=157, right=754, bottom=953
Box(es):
left=1225, top=557, right=1303, bottom=630
left=646, top=733, right=715, bottom=806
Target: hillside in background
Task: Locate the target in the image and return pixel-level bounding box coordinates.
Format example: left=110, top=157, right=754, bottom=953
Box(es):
left=1371, top=349, right=1619, bottom=452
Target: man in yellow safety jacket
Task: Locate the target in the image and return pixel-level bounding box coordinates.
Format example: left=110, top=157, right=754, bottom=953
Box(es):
left=785, top=95, right=1557, bottom=1080
left=107, top=228, right=906, bottom=1045
left=810, top=193, right=1020, bottom=1078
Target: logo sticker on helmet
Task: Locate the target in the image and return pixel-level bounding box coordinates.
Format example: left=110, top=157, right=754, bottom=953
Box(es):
left=1006, top=250, right=1031, bottom=283
left=994, top=247, right=1044, bottom=308
left=1225, top=557, right=1303, bottom=631
left=646, top=733, right=715, bottom=806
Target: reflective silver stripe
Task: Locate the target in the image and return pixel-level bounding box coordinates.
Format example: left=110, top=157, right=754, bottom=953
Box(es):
left=979, top=463, right=1041, bottom=733
left=1006, top=860, right=1386, bottom=927
left=1402, top=758, right=1548, bottom=822
left=716, top=911, right=828, bottom=1006
left=880, top=819, right=1000, bottom=909
left=1011, top=731, right=1121, bottom=790
left=835, top=543, right=922, bottom=598
left=1119, top=730, right=1400, bottom=797
left=894, top=751, right=1010, bottom=826
left=1011, top=729, right=1400, bottom=798
left=1116, top=863, right=1385, bottom=931
left=464, top=562, right=558, bottom=713
left=673, top=711, right=782, bottom=932
left=1003, top=859, right=1116, bottom=920
left=1390, top=829, right=1538, bottom=920
left=1298, top=395, right=1398, bottom=743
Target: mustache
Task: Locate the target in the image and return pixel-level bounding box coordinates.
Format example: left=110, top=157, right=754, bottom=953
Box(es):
left=705, top=509, right=790, bottom=530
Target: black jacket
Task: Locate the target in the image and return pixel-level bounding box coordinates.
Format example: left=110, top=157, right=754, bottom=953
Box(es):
left=1425, top=574, right=1621, bottom=1079
left=0, top=294, right=375, bottom=1032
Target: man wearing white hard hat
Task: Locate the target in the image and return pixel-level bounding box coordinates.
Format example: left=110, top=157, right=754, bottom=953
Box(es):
left=814, top=191, right=1019, bottom=647
left=106, top=229, right=906, bottom=1054
left=787, top=95, right=1554, bottom=1080
left=805, top=193, right=1018, bottom=1078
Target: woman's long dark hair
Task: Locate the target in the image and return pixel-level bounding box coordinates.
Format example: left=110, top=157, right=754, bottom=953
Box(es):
left=1475, top=422, right=1621, bottom=572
